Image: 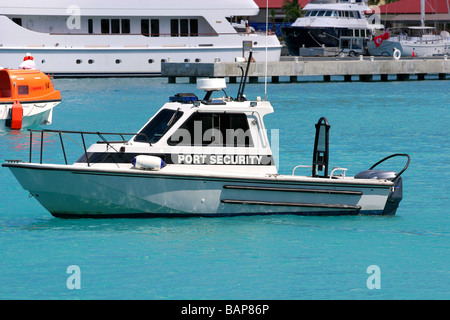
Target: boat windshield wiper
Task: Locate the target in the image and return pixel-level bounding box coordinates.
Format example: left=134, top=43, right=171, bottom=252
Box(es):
left=160, top=107, right=181, bottom=137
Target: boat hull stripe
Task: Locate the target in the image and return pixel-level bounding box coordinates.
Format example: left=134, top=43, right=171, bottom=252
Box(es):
left=223, top=184, right=362, bottom=195
left=221, top=199, right=361, bottom=210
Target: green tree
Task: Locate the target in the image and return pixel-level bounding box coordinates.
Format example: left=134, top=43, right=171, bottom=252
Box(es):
left=270, top=8, right=276, bottom=32
left=282, top=0, right=303, bottom=23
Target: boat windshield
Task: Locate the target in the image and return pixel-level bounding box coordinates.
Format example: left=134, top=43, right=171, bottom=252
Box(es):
left=134, top=108, right=184, bottom=143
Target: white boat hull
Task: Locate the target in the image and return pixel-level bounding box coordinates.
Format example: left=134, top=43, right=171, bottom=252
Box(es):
left=367, top=40, right=403, bottom=56
left=0, top=46, right=281, bottom=77
left=400, top=41, right=449, bottom=57
left=0, top=101, right=58, bottom=130
left=4, top=162, right=395, bottom=217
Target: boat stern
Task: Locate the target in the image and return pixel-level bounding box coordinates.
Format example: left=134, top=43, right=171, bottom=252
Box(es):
left=355, top=170, right=403, bottom=215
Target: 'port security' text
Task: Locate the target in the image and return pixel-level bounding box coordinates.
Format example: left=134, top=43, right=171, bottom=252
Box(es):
left=177, top=154, right=271, bottom=165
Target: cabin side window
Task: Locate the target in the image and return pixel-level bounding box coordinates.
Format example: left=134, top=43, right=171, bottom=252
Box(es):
left=134, top=109, right=184, bottom=144
left=121, top=19, right=130, bottom=34
left=151, top=19, right=159, bottom=37
left=18, top=85, right=29, bottom=95
left=168, top=112, right=254, bottom=147
left=171, top=19, right=179, bottom=37
left=88, top=19, right=93, bottom=34
left=101, top=19, right=110, bottom=34
left=180, top=19, right=189, bottom=37
left=111, top=19, right=120, bottom=34
left=141, top=19, right=149, bottom=37
left=190, top=19, right=198, bottom=36
left=12, top=17, right=22, bottom=26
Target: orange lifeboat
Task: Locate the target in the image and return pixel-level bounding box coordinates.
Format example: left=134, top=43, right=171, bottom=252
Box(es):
left=0, top=68, right=61, bottom=130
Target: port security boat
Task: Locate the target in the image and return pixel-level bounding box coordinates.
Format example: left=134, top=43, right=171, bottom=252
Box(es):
left=0, top=0, right=281, bottom=77
left=3, top=59, right=409, bottom=218
left=0, top=68, right=61, bottom=130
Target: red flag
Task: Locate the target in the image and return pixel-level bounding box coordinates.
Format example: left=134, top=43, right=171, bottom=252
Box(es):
left=374, top=32, right=390, bottom=47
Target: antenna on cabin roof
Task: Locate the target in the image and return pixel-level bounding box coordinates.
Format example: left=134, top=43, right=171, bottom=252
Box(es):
left=235, top=49, right=253, bottom=102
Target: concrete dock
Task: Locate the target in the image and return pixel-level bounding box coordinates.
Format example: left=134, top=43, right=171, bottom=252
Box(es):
left=162, top=56, right=449, bottom=83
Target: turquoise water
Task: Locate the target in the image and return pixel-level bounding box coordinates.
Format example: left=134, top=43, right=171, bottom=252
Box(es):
left=0, top=77, right=448, bottom=300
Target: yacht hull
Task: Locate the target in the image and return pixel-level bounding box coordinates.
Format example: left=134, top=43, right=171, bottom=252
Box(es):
left=281, top=27, right=345, bottom=55
left=4, top=162, right=395, bottom=218
left=0, top=46, right=281, bottom=77
left=400, top=42, right=449, bottom=57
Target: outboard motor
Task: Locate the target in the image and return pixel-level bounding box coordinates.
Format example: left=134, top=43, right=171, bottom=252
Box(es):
left=355, top=154, right=410, bottom=215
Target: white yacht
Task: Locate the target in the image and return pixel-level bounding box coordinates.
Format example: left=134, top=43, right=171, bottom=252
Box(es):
left=3, top=57, right=410, bottom=218
left=0, top=0, right=281, bottom=77
left=281, top=0, right=383, bottom=56
left=368, top=26, right=450, bottom=57
left=368, top=0, right=450, bottom=57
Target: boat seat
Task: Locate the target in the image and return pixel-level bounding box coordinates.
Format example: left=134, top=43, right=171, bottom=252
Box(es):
left=292, top=117, right=334, bottom=178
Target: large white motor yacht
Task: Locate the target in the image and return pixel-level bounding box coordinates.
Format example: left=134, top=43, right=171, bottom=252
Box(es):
left=281, top=0, right=383, bottom=56
left=0, top=0, right=281, bottom=76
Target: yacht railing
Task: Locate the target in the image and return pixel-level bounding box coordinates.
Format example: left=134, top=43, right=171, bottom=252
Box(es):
left=49, top=31, right=272, bottom=37
left=27, top=129, right=151, bottom=167
left=308, top=0, right=365, bottom=4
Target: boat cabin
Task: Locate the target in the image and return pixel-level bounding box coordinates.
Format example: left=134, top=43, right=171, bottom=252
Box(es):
left=0, top=69, right=61, bottom=103
left=78, top=79, right=277, bottom=175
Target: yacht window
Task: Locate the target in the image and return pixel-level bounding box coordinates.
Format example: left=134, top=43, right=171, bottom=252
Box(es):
left=135, top=109, right=184, bottom=143
left=317, top=10, right=326, bottom=17
left=151, top=19, right=159, bottom=37
left=12, top=18, right=22, bottom=26
left=190, top=19, right=198, bottom=36
left=305, top=11, right=311, bottom=17
left=168, top=112, right=253, bottom=147
left=88, top=19, right=93, bottom=34
left=180, top=19, right=189, bottom=37
left=310, top=11, right=318, bottom=16
left=355, top=11, right=361, bottom=19
left=141, top=19, right=149, bottom=37
left=332, top=11, right=338, bottom=17
left=325, top=11, right=332, bottom=17
left=171, top=19, right=179, bottom=37
left=101, top=19, right=109, bottom=34
left=122, top=19, right=130, bottom=34
left=111, top=19, right=120, bottom=34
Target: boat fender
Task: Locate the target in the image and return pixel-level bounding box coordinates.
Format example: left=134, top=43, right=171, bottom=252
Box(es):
left=132, top=155, right=166, bottom=171
left=393, top=48, right=401, bottom=60
left=11, top=100, right=23, bottom=130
